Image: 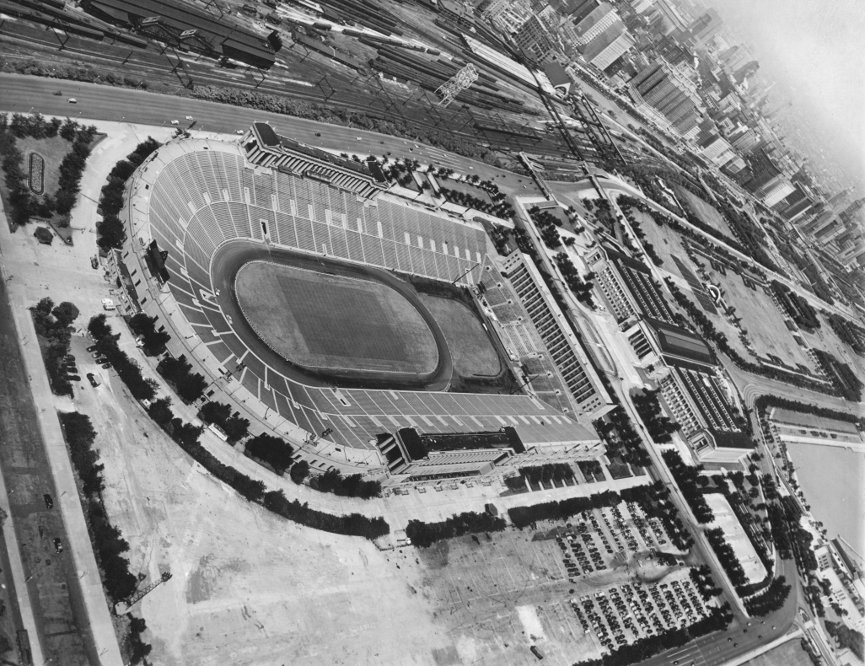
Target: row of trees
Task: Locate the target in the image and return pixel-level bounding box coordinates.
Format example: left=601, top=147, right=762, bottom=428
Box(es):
left=770, top=281, right=820, bottom=330
left=97, top=137, right=162, bottom=251
left=704, top=527, right=749, bottom=592
left=528, top=205, right=564, bottom=250
left=198, top=401, right=250, bottom=444
left=631, top=389, right=678, bottom=443
left=31, top=297, right=80, bottom=397
left=754, top=395, right=865, bottom=431
left=88, top=314, right=157, bottom=402
left=155, top=354, right=207, bottom=404
left=58, top=411, right=153, bottom=664
left=594, top=406, right=651, bottom=468
left=811, top=349, right=863, bottom=402
left=405, top=511, right=506, bottom=548
left=661, top=451, right=715, bottom=524
left=553, top=252, right=595, bottom=307
left=127, top=312, right=171, bottom=357
left=439, top=186, right=514, bottom=219
left=309, top=468, right=381, bottom=499
left=745, top=575, right=791, bottom=616
left=518, top=463, right=574, bottom=486
left=138, top=382, right=389, bottom=538
left=3, top=58, right=149, bottom=89
left=620, top=203, right=664, bottom=266
left=824, top=312, right=865, bottom=354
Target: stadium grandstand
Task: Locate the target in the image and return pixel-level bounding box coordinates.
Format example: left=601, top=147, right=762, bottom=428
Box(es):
left=495, top=252, right=615, bottom=420
left=81, top=0, right=279, bottom=68
left=119, top=129, right=601, bottom=473
left=588, top=242, right=677, bottom=325
left=625, top=318, right=752, bottom=463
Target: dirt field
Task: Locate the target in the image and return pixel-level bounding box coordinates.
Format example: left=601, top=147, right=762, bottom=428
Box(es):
left=235, top=260, right=439, bottom=376
left=419, top=294, right=501, bottom=378
left=82, top=375, right=452, bottom=666
left=673, top=187, right=734, bottom=238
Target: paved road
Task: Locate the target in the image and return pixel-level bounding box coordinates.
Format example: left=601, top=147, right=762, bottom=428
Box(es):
left=0, top=73, right=542, bottom=197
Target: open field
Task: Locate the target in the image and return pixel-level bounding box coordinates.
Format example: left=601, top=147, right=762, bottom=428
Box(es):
left=704, top=265, right=816, bottom=372
left=419, top=294, right=501, bottom=379
left=673, top=187, right=735, bottom=238
left=75, top=371, right=451, bottom=666
left=635, top=209, right=817, bottom=372
left=235, top=260, right=439, bottom=378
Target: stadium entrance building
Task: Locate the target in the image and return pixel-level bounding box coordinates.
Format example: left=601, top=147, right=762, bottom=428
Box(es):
left=242, top=122, right=386, bottom=199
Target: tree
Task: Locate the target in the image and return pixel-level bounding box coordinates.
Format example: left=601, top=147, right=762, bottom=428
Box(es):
left=245, top=434, right=294, bottom=475
left=289, top=459, right=310, bottom=484
left=147, top=398, right=174, bottom=427
left=51, top=301, right=80, bottom=327
left=88, top=313, right=112, bottom=340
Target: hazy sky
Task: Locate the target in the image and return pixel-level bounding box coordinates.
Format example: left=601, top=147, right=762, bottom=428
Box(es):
left=708, top=0, right=865, bottom=188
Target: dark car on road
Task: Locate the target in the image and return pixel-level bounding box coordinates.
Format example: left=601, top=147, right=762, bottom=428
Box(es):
left=86, top=373, right=99, bottom=388
left=43, top=494, right=53, bottom=510
left=53, top=538, right=63, bottom=554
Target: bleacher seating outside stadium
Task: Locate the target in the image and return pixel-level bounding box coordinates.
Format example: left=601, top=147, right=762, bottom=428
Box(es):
left=127, top=138, right=589, bottom=457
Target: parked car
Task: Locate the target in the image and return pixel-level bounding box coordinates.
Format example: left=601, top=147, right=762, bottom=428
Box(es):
left=67, top=374, right=81, bottom=382
left=185, top=115, right=194, bottom=120
left=86, top=373, right=99, bottom=388
left=67, top=97, right=77, bottom=104
left=86, top=345, right=97, bottom=352
left=43, top=494, right=53, bottom=510
left=53, top=538, right=63, bottom=554
left=170, top=119, right=179, bottom=125
left=100, top=362, right=111, bottom=369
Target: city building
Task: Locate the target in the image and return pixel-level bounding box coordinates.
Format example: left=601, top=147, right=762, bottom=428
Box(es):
left=514, top=14, right=559, bottom=62
left=624, top=318, right=752, bottom=463
left=582, top=21, right=635, bottom=71
left=588, top=243, right=678, bottom=325
left=681, top=9, right=721, bottom=48
left=573, top=2, right=619, bottom=45
left=629, top=60, right=703, bottom=136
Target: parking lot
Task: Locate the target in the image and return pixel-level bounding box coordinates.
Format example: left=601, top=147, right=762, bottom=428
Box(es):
left=570, top=573, right=711, bottom=654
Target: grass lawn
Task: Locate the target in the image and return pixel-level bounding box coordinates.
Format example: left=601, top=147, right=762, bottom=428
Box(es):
left=674, top=186, right=735, bottom=238
left=743, top=638, right=816, bottom=666
left=235, top=260, right=439, bottom=376
left=17, top=135, right=72, bottom=200
left=419, top=294, right=501, bottom=378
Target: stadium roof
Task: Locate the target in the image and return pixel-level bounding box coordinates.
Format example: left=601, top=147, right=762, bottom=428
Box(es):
left=643, top=316, right=715, bottom=366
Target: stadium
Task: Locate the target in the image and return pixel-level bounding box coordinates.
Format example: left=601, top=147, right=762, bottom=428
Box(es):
left=118, top=123, right=600, bottom=473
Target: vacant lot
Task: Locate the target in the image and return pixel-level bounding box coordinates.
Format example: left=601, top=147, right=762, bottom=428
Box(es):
left=673, top=186, right=734, bottom=238
left=236, top=260, right=439, bottom=376
left=420, top=294, right=501, bottom=378
left=81, top=374, right=451, bottom=666
left=631, top=209, right=693, bottom=282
